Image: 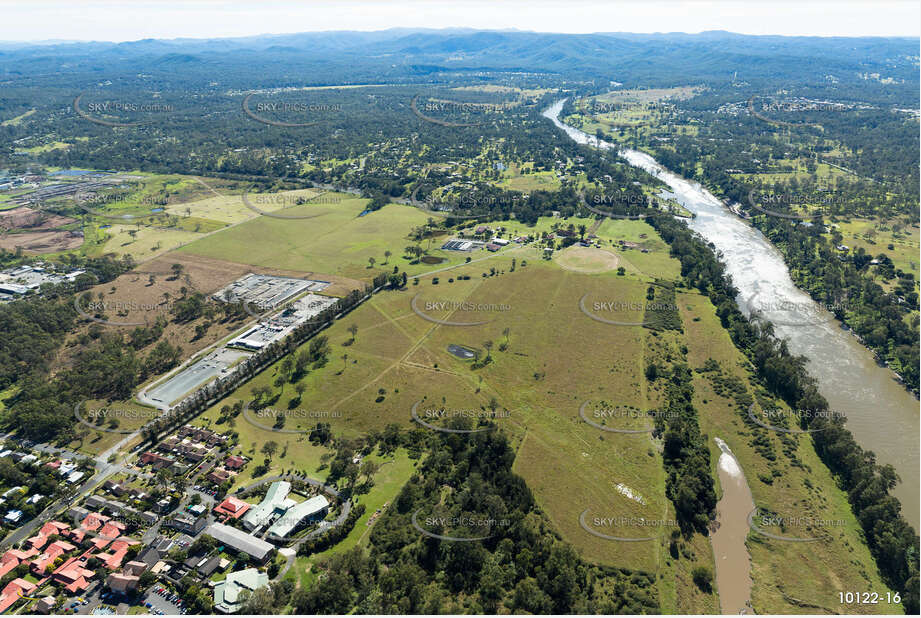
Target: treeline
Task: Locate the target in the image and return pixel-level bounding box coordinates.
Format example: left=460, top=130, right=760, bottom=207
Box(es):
left=655, top=361, right=717, bottom=533
left=243, top=422, right=659, bottom=614
left=756, top=216, right=918, bottom=391
left=648, top=213, right=919, bottom=613
left=140, top=273, right=391, bottom=445
left=629, top=94, right=919, bottom=392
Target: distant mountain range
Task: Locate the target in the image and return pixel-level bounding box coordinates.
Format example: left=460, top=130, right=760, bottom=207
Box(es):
left=0, top=29, right=917, bottom=99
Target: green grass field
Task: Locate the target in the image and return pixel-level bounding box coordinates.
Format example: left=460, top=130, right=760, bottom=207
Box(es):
left=177, top=197, right=515, bottom=280
left=187, top=237, right=682, bottom=575
left=66, top=399, right=159, bottom=456
left=679, top=292, right=898, bottom=614
left=145, top=174, right=900, bottom=612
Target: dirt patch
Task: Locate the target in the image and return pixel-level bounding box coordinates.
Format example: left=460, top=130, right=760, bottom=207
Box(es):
left=0, top=229, right=84, bottom=253
left=0, top=206, right=82, bottom=254
left=52, top=252, right=366, bottom=379
left=149, top=253, right=365, bottom=298
left=554, top=245, right=620, bottom=273
left=421, top=255, right=446, bottom=264
left=0, top=206, right=76, bottom=230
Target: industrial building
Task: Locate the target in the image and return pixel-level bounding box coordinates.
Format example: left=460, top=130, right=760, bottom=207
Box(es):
left=203, top=523, right=274, bottom=563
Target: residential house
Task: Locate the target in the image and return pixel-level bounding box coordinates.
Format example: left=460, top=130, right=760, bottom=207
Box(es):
left=139, top=452, right=174, bottom=469
left=0, top=578, right=36, bottom=613
left=94, top=538, right=138, bottom=570
left=207, top=468, right=233, bottom=485
left=105, top=573, right=140, bottom=594
left=35, top=595, right=56, bottom=614
left=164, top=513, right=207, bottom=535
left=224, top=456, right=246, bottom=470
left=214, top=496, right=250, bottom=520
left=52, top=557, right=95, bottom=594
left=0, top=548, right=38, bottom=578
left=30, top=540, right=76, bottom=576
left=27, top=521, right=70, bottom=550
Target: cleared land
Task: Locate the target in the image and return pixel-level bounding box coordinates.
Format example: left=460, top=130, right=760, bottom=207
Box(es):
left=554, top=245, right=620, bottom=273
left=178, top=198, right=487, bottom=280
left=191, top=236, right=678, bottom=574
left=0, top=205, right=83, bottom=253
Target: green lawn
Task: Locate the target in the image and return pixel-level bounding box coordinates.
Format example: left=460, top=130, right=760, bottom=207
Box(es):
left=286, top=448, right=418, bottom=588
left=178, top=198, right=482, bottom=280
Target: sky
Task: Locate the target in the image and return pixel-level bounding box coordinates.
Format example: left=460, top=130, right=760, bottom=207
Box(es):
left=0, top=0, right=918, bottom=42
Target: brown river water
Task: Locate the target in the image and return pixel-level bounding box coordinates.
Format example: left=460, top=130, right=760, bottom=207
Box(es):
left=544, top=99, right=919, bottom=612
left=544, top=99, right=919, bottom=529
left=712, top=438, right=755, bottom=614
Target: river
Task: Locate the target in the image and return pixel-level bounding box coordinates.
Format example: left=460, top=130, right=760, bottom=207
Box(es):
left=542, top=99, right=919, bottom=528
left=712, top=438, right=755, bottom=614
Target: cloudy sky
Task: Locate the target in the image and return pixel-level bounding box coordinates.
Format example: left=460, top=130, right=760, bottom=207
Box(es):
left=1, top=0, right=918, bottom=42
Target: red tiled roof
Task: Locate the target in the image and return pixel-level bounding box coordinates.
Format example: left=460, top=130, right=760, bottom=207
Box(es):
left=0, top=578, right=37, bottom=613
left=81, top=512, right=110, bottom=531
left=214, top=496, right=250, bottom=519
left=224, top=455, right=246, bottom=469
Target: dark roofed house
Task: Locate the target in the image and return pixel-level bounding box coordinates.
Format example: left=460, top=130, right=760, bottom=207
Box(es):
left=152, top=537, right=174, bottom=553
left=197, top=555, right=221, bottom=577
left=139, top=452, right=174, bottom=469
left=485, top=243, right=501, bottom=252
left=207, top=468, right=232, bottom=485
left=178, top=425, right=227, bottom=446
left=224, top=455, right=246, bottom=470
left=84, top=495, right=107, bottom=510
left=165, top=513, right=207, bottom=535
left=158, top=437, right=181, bottom=451
left=138, top=547, right=161, bottom=568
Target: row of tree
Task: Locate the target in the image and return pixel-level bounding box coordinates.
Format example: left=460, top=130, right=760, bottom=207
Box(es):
left=649, top=212, right=919, bottom=614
